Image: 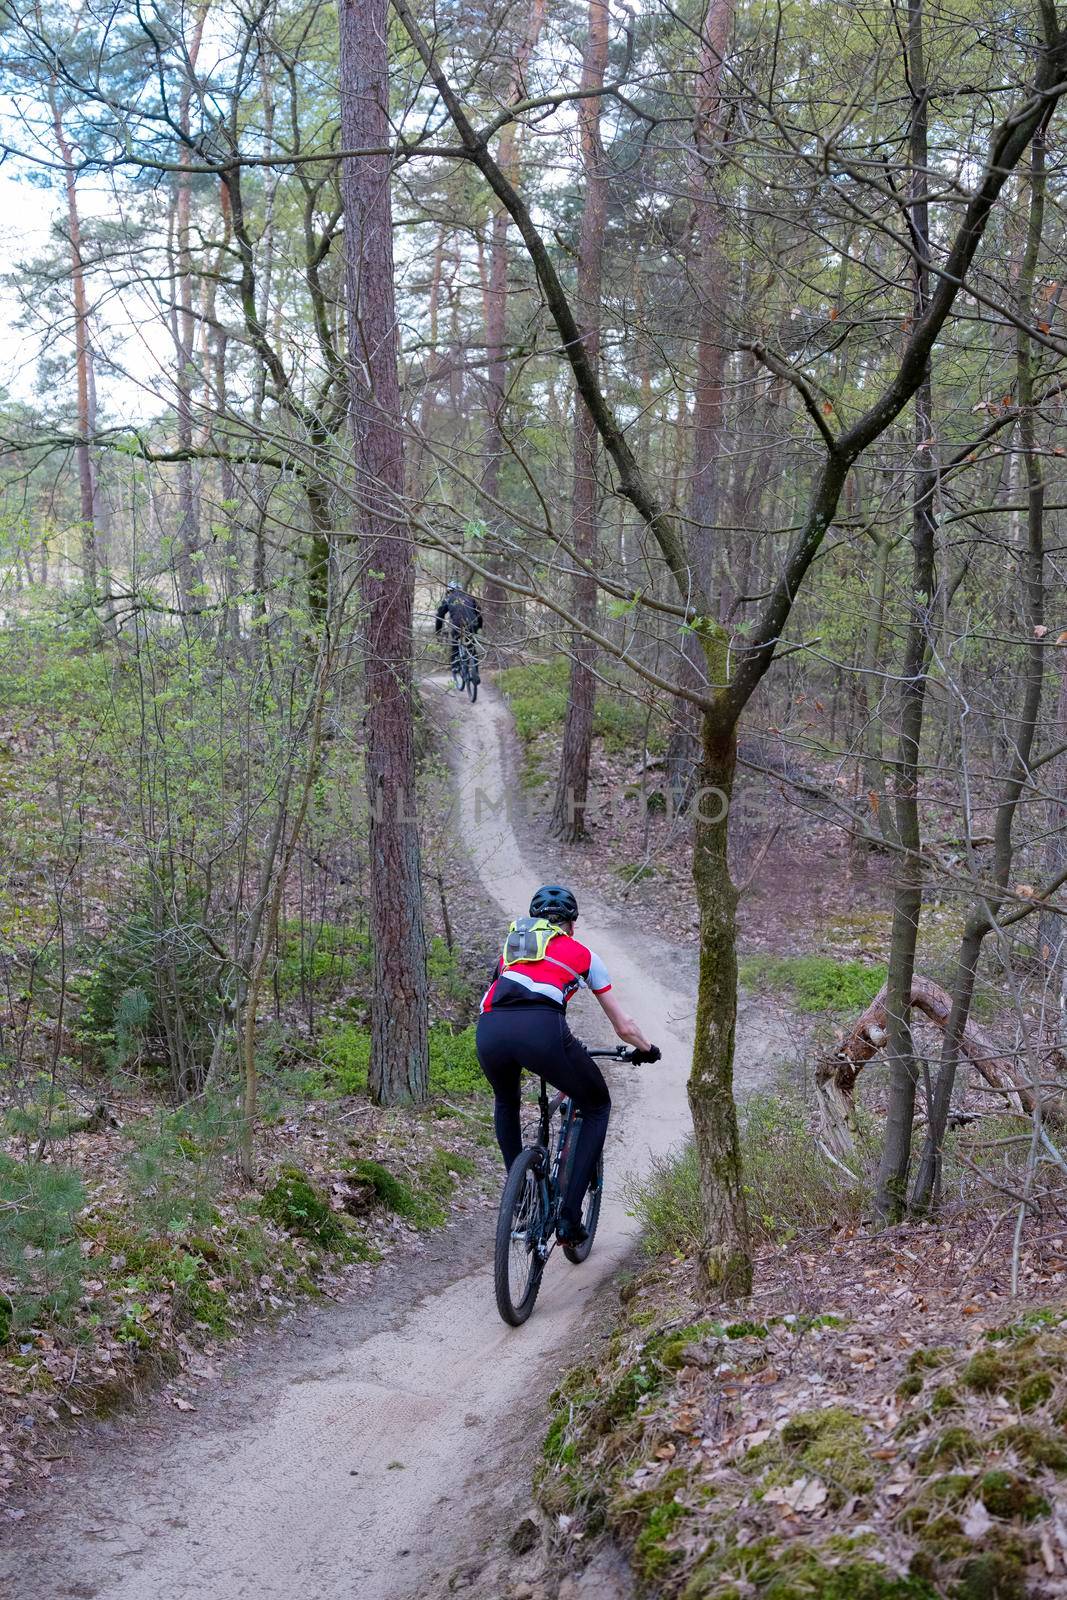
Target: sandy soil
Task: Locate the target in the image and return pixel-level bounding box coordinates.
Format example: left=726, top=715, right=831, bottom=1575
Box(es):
left=0, top=684, right=790, bottom=1600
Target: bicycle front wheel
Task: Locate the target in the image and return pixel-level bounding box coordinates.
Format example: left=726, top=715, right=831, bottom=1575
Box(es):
left=494, top=1146, right=548, bottom=1325
left=563, top=1154, right=603, bottom=1264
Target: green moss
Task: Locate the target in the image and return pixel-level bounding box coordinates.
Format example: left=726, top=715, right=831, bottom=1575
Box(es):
left=953, top=1550, right=1028, bottom=1600
left=930, top=1385, right=963, bottom=1413
left=763, top=1563, right=936, bottom=1600
left=912, top=1512, right=969, bottom=1564
left=747, top=1408, right=875, bottom=1509
left=683, top=1539, right=937, bottom=1600
left=343, top=1158, right=445, bottom=1230
left=897, top=1373, right=924, bottom=1399
left=260, top=1166, right=366, bottom=1256
left=612, top=1472, right=689, bottom=1583
left=993, top=1422, right=1067, bottom=1469
left=918, top=1427, right=982, bottom=1469
left=899, top=1475, right=974, bottom=1534
left=986, top=1308, right=1065, bottom=1343
left=647, top=1320, right=720, bottom=1372
left=1018, top=1371, right=1054, bottom=1411
left=962, top=1351, right=1010, bottom=1393
left=907, top=1346, right=953, bottom=1373
left=960, top=1341, right=1059, bottom=1411
left=596, top=1362, right=664, bottom=1431
left=421, top=1147, right=478, bottom=1197
left=979, top=1470, right=1048, bottom=1521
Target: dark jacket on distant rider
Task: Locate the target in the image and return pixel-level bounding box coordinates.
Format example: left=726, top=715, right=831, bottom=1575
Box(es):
left=435, top=591, right=483, bottom=637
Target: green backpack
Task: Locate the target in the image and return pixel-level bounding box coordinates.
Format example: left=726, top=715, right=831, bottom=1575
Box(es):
left=501, top=917, right=580, bottom=981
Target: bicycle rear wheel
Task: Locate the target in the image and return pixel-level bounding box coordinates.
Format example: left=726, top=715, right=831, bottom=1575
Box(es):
left=494, top=1146, right=548, bottom=1325
left=563, top=1154, right=603, bottom=1264
left=466, top=663, right=478, bottom=703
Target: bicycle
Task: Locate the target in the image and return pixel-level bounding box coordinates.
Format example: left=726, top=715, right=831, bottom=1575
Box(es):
left=450, top=629, right=481, bottom=702
left=493, top=1044, right=636, bottom=1327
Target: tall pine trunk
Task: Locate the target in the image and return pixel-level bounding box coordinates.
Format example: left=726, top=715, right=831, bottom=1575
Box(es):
left=551, top=0, right=609, bottom=842
left=479, top=0, right=546, bottom=634
left=339, top=0, right=429, bottom=1104
left=173, top=10, right=207, bottom=615
left=49, top=83, right=96, bottom=594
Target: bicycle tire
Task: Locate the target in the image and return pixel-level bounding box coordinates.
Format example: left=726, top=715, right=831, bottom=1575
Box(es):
left=451, top=663, right=465, bottom=692
left=494, top=1146, right=548, bottom=1325
left=467, top=670, right=478, bottom=702
left=563, top=1154, right=603, bottom=1264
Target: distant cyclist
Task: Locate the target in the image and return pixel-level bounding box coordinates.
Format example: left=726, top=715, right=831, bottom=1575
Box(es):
left=435, top=580, right=483, bottom=677
left=476, top=884, right=661, bottom=1246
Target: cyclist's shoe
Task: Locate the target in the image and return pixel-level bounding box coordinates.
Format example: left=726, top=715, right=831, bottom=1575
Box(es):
left=556, top=1217, right=589, bottom=1247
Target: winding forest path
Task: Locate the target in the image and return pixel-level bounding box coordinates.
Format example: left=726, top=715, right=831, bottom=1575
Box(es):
left=0, top=685, right=789, bottom=1600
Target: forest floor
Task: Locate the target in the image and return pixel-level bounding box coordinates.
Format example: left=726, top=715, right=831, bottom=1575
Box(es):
left=5, top=673, right=1060, bottom=1600
left=0, top=680, right=791, bottom=1599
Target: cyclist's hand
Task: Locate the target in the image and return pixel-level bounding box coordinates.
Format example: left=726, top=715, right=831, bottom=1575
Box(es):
left=630, top=1045, right=661, bottom=1065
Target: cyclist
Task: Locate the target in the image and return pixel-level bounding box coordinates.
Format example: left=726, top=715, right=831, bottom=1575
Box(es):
left=435, top=580, right=483, bottom=678
left=476, top=884, right=661, bottom=1246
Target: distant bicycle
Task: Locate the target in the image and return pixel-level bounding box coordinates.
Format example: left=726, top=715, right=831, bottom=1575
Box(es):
left=493, top=1044, right=636, bottom=1326
left=451, top=629, right=481, bottom=702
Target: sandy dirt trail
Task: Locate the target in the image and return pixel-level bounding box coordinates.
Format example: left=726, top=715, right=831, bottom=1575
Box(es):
left=1, top=685, right=788, bottom=1600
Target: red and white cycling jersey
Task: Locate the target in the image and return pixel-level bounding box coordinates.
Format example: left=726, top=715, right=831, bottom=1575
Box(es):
left=480, top=932, right=612, bottom=1013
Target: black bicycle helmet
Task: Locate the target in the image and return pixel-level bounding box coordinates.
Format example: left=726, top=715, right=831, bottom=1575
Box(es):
left=530, top=884, right=579, bottom=924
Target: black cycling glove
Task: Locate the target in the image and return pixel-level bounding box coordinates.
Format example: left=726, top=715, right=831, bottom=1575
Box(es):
left=631, top=1045, right=661, bottom=1065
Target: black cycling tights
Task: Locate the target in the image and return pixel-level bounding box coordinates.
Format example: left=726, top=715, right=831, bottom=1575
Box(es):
left=476, top=1007, right=611, bottom=1228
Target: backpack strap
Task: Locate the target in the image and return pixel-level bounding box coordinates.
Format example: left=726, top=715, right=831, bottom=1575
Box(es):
left=501, top=918, right=584, bottom=985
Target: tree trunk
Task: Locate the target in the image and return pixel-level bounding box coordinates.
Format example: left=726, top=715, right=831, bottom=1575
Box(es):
left=478, top=0, right=546, bottom=635
left=666, top=0, right=734, bottom=805
left=173, top=8, right=208, bottom=615
left=1039, top=657, right=1067, bottom=1024
left=551, top=0, right=609, bottom=843
left=850, top=528, right=900, bottom=862
left=339, top=0, right=429, bottom=1105
left=689, top=695, right=751, bottom=1297
left=48, top=84, right=96, bottom=594
left=910, top=126, right=1049, bottom=1211
left=873, top=0, right=936, bottom=1220
left=691, top=0, right=734, bottom=603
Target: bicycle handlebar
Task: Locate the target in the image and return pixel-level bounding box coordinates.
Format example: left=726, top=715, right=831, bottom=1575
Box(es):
left=587, top=1045, right=638, bottom=1062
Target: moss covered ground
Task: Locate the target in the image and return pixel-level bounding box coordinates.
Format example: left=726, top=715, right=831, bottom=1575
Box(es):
left=537, top=1250, right=1067, bottom=1600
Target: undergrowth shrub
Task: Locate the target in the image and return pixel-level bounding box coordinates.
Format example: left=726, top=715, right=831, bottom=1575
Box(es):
left=497, top=659, right=666, bottom=755
left=276, top=920, right=369, bottom=998
left=628, top=1090, right=867, bottom=1254
left=73, top=913, right=221, bottom=1093
left=739, top=953, right=886, bottom=1013
left=0, top=1154, right=84, bottom=1338
left=319, top=1022, right=487, bottom=1098
left=125, top=1093, right=239, bottom=1234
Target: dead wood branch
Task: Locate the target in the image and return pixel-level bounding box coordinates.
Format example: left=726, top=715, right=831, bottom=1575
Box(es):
left=815, top=976, right=1065, bottom=1155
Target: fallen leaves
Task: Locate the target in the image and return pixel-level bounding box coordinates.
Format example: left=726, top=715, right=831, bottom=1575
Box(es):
left=762, top=1475, right=828, bottom=1513
left=963, top=1498, right=994, bottom=1538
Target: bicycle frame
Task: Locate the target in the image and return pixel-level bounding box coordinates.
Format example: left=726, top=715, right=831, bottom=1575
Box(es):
left=525, top=1080, right=572, bottom=1262
left=529, top=1047, right=628, bottom=1258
